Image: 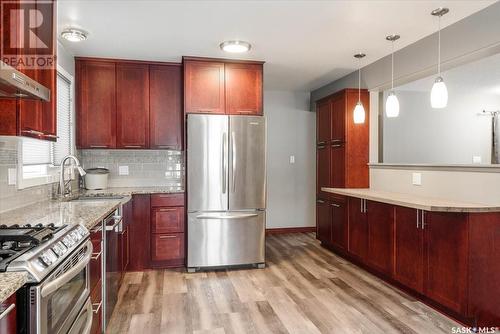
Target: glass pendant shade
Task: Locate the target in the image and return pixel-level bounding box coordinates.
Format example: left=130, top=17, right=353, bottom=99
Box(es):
left=353, top=102, right=366, bottom=124
left=431, top=76, right=448, bottom=109
left=385, top=91, right=400, bottom=118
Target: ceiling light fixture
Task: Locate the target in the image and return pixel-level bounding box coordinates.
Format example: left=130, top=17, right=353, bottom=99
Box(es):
left=430, top=7, right=449, bottom=109
left=385, top=34, right=400, bottom=118
left=60, top=28, right=88, bottom=42
left=219, top=40, right=251, bottom=53
left=353, top=53, right=366, bottom=124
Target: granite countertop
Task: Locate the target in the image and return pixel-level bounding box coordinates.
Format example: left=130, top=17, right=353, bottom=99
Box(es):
left=0, top=272, right=28, bottom=304
left=322, top=188, right=500, bottom=213
left=82, top=186, right=184, bottom=197
left=0, top=198, right=123, bottom=230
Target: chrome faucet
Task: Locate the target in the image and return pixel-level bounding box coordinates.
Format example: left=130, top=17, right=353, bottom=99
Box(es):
left=58, top=155, right=86, bottom=200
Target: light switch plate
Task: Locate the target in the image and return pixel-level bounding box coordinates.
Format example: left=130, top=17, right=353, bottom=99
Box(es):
left=472, top=156, right=482, bottom=164
left=412, top=172, right=422, bottom=186
left=289, top=155, right=295, bottom=164
left=8, top=168, right=16, bottom=185
left=118, top=165, right=129, bottom=176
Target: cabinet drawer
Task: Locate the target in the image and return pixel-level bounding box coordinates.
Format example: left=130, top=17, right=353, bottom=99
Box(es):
left=90, top=280, right=102, bottom=334
left=151, top=193, right=184, bottom=207
left=152, top=207, right=185, bottom=233
left=151, top=233, right=185, bottom=262
left=0, top=294, right=17, bottom=334
left=89, top=238, right=102, bottom=294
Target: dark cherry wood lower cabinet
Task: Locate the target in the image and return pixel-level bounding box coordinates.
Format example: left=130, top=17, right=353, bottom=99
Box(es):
left=348, top=197, right=367, bottom=260
left=318, top=195, right=500, bottom=327
left=394, top=206, right=424, bottom=293
left=366, top=201, right=394, bottom=275
left=316, top=199, right=331, bottom=244
left=330, top=197, right=347, bottom=249
left=424, top=211, right=468, bottom=315
left=90, top=280, right=103, bottom=334
left=151, top=233, right=185, bottom=267
left=0, top=294, right=17, bottom=334
left=128, top=194, right=151, bottom=271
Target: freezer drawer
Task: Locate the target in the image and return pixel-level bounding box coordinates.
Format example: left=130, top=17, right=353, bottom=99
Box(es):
left=187, top=211, right=265, bottom=268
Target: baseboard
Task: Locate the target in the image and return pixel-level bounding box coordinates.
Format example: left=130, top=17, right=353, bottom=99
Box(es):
left=265, top=227, right=316, bottom=235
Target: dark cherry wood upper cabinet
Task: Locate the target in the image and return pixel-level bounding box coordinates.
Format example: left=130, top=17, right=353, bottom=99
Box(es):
left=128, top=194, right=151, bottom=271
left=316, top=99, right=331, bottom=145
left=316, top=199, right=331, bottom=244
left=330, top=144, right=345, bottom=188
left=316, top=145, right=331, bottom=199
left=424, top=211, right=468, bottom=314
left=366, top=201, right=394, bottom=276
left=18, top=69, right=42, bottom=136
left=149, top=65, right=182, bottom=149
left=76, top=60, right=116, bottom=148
left=225, top=63, right=263, bottom=115
left=394, top=206, right=424, bottom=293
left=348, top=197, right=367, bottom=260
left=184, top=60, right=225, bottom=114
left=331, top=95, right=345, bottom=143
left=330, top=196, right=347, bottom=250
left=116, top=63, right=149, bottom=148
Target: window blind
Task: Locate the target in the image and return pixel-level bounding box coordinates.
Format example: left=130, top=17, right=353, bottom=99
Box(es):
left=52, top=72, right=72, bottom=165
left=22, top=137, right=51, bottom=165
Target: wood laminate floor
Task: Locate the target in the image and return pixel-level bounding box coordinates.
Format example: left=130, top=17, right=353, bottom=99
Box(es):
left=107, top=233, right=459, bottom=334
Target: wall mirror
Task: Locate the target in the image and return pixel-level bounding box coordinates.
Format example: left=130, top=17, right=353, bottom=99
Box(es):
left=380, top=52, right=500, bottom=165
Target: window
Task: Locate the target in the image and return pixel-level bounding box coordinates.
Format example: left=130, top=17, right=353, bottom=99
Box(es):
left=18, top=66, right=75, bottom=189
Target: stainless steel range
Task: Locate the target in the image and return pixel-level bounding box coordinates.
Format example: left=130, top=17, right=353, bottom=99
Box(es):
left=0, top=223, right=92, bottom=334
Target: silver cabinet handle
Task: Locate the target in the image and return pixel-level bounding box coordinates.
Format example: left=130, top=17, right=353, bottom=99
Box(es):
left=231, top=131, right=236, bottom=193
left=158, top=235, right=177, bottom=239
left=0, top=303, right=15, bottom=320
left=222, top=132, right=227, bottom=194
left=22, top=129, right=44, bottom=135
left=364, top=199, right=367, bottom=213
left=316, top=199, right=325, bottom=204
left=105, top=216, right=122, bottom=231
left=421, top=211, right=426, bottom=229
left=416, top=210, right=420, bottom=229
left=317, top=145, right=326, bottom=149
left=331, top=139, right=344, bottom=143
left=92, top=300, right=102, bottom=314
left=236, top=110, right=255, bottom=114
left=331, top=203, right=341, bottom=208
left=89, top=145, right=108, bottom=148
left=317, top=141, right=326, bottom=145
left=360, top=199, right=363, bottom=213
left=91, top=250, right=102, bottom=261
left=157, top=208, right=176, bottom=212
left=45, top=134, right=59, bottom=139
left=332, top=144, right=343, bottom=148
left=123, top=145, right=142, bottom=148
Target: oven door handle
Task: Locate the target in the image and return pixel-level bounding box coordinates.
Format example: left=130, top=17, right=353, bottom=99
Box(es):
left=81, top=298, right=93, bottom=334
left=41, top=240, right=93, bottom=298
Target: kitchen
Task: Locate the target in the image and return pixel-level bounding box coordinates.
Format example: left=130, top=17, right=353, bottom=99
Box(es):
left=0, top=1, right=499, bottom=333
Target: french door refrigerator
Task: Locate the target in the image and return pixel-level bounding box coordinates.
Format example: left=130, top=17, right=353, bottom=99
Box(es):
left=187, top=114, right=266, bottom=271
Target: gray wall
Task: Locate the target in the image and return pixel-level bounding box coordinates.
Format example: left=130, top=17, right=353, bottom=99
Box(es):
left=310, top=2, right=500, bottom=109
left=265, top=91, right=316, bottom=229
left=57, top=41, right=75, bottom=76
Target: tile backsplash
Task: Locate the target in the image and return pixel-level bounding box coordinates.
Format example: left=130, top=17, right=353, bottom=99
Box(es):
left=78, top=149, right=184, bottom=188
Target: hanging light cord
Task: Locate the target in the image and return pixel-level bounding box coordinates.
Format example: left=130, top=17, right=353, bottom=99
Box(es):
left=358, top=58, right=361, bottom=102
left=391, top=41, right=394, bottom=90
left=437, top=15, right=441, bottom=76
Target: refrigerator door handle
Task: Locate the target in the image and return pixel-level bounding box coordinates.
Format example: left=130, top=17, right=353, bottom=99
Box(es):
left=222, top=132, right=227, bottom=194
left=231, top=131, right=236, bottom=193
left=196, top=213, right=259, bottom=220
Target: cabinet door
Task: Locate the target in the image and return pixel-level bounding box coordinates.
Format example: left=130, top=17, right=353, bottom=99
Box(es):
left=39, top=67, right=57, bottom=139
left=316, top=199, right=331, bottom=244
left=331, top=144, right=345, bottom=188
left=151, top=233, right=185, bottom=266
left=90, top=280, right=102, bottom=334
left=116, top=63, right=149, bottom=148
left=316, top=100, right=331, bottom=145
left=394, top=206, right=424, bottom=293
left=89, top=226, right=103, bottom=294
left=76, top=60, right=116, bottom=148
left=184, top=61, right=225, bottom=114
left=128, top=195, right=151, bottom=271
left=348, top=197, right=367, bottom=260
left=331, top=95, right=345, bottom=143
left=119, top=226, right=129, bottom=274
left=18, top=69, right=42, bottom=138
left=366, top=201, right=394, bottom=275
left=225, top=63, right=263, bottom=115
left=150, top=65, right=182, bottom=149
left=424, top=212, right=468, bottom=314
left=331, top=197, right=347, bottom=249
left=0, top=294, right=17, bottom=334
left=316, top=145, right=331, bottom=197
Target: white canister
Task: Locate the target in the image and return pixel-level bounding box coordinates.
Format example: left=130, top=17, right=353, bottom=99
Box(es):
left=84, top=168, right=109, bottom=190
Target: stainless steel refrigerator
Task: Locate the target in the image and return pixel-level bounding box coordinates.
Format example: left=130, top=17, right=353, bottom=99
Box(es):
left=187, top=114, right=266, bottom=271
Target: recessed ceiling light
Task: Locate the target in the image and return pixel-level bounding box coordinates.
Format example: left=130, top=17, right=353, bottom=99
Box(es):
left=220, top=40, right=251, bottom=53
left=61, top=28, right=88, bottom=42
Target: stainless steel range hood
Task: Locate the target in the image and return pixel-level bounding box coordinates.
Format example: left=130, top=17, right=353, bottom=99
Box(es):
left=0, top=61, right=50, bottom=101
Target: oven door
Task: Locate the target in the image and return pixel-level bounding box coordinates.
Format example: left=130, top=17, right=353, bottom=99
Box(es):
left=67, top=298, right=93, bottom=334
left=30, top=240, right=93, bottom=334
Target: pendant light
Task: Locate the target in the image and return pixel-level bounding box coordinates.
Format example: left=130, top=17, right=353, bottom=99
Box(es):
left=353, top=53, right=366, bottom=124
left=430, top=7, right=449, bottom=109
left=385, top=34, right=400, bottom=118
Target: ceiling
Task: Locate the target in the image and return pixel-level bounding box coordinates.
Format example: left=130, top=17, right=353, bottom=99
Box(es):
left=58, top=0, right=496, bottom=92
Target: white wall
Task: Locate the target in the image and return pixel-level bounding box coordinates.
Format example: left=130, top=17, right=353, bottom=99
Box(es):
left=265, top=91, right=316, bottom=228
left=57, top=41, right=75, bottom=76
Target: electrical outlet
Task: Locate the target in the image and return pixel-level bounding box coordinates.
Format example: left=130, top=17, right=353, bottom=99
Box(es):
left=289, top=155, right=295, bottom=164
left=118, top=165, right=129, bottom=176
left=8, top=168, right=16, bottom=185
left=472, top=156, right=482, bottom=164
left=412, top=172, right=422, bottom=186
